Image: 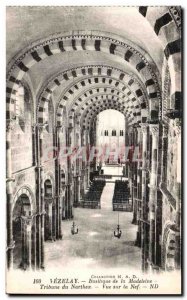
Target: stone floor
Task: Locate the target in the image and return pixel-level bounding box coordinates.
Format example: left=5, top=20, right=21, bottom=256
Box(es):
left=45, top=182, right=141, bottom=272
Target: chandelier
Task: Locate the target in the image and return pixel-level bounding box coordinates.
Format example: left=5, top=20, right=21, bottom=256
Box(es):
left=114, top=212, right=122, bottom=239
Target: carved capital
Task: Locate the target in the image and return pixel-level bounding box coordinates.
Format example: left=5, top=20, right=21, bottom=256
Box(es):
left=128, top=126, right=134, bottom=134
left=141, top=124, right=148, bottom=134
left=136, top=126, right=142, bottom=136
left=162, top=124, right=168, bottom=138
left=68, top=124, right=73, bottom=133
left=31, top=124, right=37, bottom=134
left=149, top=124, right=159, bottom=136
left=175, top=125, right=181, bottom=137
left=6, top=119, right=15, bottom=132
left=6, top=240, right=15, bottom=251
left=45, top=197, right=54, bottom=204
left=21, top=215, right=33, bottom=226
left=56, top=125, right=63, bottom=134
left=37, top=124, right=47, bottom=139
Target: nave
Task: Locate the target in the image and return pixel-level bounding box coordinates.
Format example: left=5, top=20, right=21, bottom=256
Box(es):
left=45, top=187, right=141, bottom=272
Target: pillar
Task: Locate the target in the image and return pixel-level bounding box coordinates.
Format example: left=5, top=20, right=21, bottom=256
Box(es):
left=76, top=127, right=81, bottom=203
left=26, top=217, right=32, bottom=270
left=6, top=120, right=15, bottom=270
left=141, top=124, right=149, bottom=271
left=58, top=195, right=63, bottom=239
left=131, top=127, right=138, bottom=224
left=20, top=216, right=32, bottom=270
left=149, top=124, right=159, bottom=268
left=135, top=126, right=142, bottom=247
left=38, top=125, right=45, bottom=269
left=32, top=125, right=37, bottom=166
left=161, top=124, right=168, bottom=183
left=33, top=215, right=37, bottom=270
left=45, top=199, right=53, bottom=241
left=85, top=129, right=90, bottom=188
left=56, top=126, right=63, bottom=239
left=40, top=169, right=45, bottom=270
left=67, top=126, right=73, bottom=219
left=81, top=128, right=86, bottom=194
left=175, top=124, right=181, bottom=269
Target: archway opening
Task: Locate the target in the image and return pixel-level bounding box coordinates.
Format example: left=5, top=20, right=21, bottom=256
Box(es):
left=60, top=170, right=66, bottom=220
left=44, top=179, right=53, bottom=241
left=91, top=109, right=130, bottom=210
left=12, top=194, right=32, bottom=270
left=96, top=109, right=126, bottom=171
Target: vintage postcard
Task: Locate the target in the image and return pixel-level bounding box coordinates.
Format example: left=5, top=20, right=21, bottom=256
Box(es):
left=6, top=6, right=182, bottom=295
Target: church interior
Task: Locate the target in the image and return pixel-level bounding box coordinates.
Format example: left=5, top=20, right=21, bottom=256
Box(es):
left=6, top=6, right=182, bottom=273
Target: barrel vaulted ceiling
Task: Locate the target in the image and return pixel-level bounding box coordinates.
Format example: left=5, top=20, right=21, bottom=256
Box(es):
left=6, top=6, right=181, bottom=127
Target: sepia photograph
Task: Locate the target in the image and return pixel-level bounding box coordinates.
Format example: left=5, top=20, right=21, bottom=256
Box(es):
left=5, top=5, right=182, bottom=295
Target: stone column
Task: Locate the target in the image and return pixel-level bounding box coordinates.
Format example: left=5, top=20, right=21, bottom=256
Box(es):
left=26, top=217, right=32, bottom=270
left=131, top=127, right=138, bottom=224
left=85, top=129, right=90, bottom=188
left=59, top=193, right=63, bottom=240
left=67, top=126, right=73, bottom=219
left=20, top=215, right=32, bottom=270
left=58, top=195, right=63, bottom=239
left=175, top=124, right=181, bottom=269
left=6, top=120, right=15, bottom=269
left=149, top=124, right=159, bottom=268
left=45, top=198, right=53, bottom=241
left=161, top=124, right=168, bottom=183
left=21, top=216, right=27, bottom=270
left=32, top=125, right=37, bottom=166
left=141, top=124, right=148, bottom=271
left=135, top=126, right=142, bottom=247
left=74, top=135, right=81, bottom=205
left=56, top=126, right=63, bottom=239
left=52, top=201, right=56, bottom=240
left=38, top=125, right=45, bottom=269
left=81, top=128, right=86, bottom=194
left=33, top=215, right=37, bottom=270
left=35, top=125, right=40, bottom=269
left=40, top=173, right=45, bottom=270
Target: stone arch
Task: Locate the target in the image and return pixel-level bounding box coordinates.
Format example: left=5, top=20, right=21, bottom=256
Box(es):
left=68, top=86, right=141, bottom=114
left=36, top=65, right=149, bottom=124
left=69, top=92, right=141, bottom=127
left=6, top=30, right=161, bottom=123
left=83, top=105, right=130, bottom=129
left=67, top=80, right=144, bottom=111
left=12, top=185, right=35, bottom=214
left=162, top=222, right=176, bottom=271
left=139, top=6, right=181, bottom=112
left=12, top=185, right=35, bottom=270
left=57, top=88, right=141, bottom=127
left=43, top=172, right=55, bottom=196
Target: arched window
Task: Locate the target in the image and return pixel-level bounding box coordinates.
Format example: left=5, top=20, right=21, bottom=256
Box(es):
left=112, top=130, right=116, bottom=136
left=120, top=130, right=124, bottom=136
left=104, top=130, right=108, bottom=136
left=44, top=180, right=52, bottom=197
left=61, top=171, right=66, bottom=187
